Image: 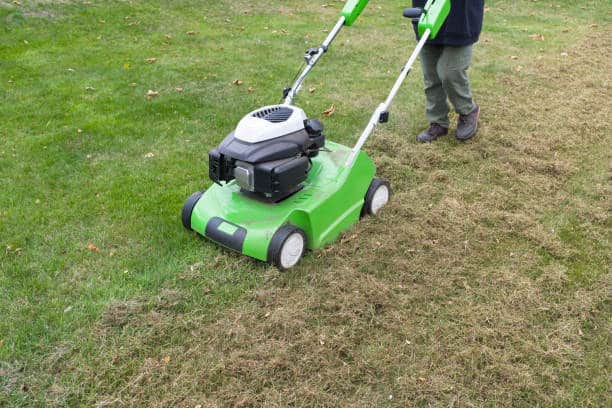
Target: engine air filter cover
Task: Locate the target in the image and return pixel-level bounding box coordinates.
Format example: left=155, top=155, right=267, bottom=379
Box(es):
left=234, top=104, right=308, bottom=144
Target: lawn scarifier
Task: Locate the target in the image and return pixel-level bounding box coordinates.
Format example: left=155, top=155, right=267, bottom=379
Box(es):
left=181, top=0, right=451, bottom=269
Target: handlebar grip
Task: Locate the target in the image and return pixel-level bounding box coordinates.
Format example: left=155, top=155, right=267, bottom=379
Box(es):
left=403, top=7, right=423, bottom=19
left=341, top=0, right=370, bottom=26
left=416, top=0, right=451, bottom=39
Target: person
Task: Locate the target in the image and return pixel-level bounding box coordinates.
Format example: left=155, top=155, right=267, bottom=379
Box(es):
left=412, top=0, right=485, bottom=143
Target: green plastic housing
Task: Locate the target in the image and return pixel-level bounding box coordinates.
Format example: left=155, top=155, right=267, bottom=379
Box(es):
left=341, top=0, right=370, bottom=26
left=190, top=141, right=376, bottom=262
left=418, top=0, right=451, bottom=39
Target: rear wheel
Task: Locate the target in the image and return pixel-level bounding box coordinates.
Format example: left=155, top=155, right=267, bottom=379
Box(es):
left=362, top=178, right=391, bottom=216
left=268, top=225, right=306, bottom=270
left=181, top=191, right=204, bottom=230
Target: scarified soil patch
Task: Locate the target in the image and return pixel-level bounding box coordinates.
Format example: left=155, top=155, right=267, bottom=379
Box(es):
left=68, top=26, right=612, bottom=408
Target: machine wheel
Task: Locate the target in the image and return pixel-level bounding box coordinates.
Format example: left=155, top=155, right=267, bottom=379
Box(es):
left=362, top=178, right=391, bottom=216
left=181, top=191, right=204, bottom=230
left=268, top=225, right=307, bottom=270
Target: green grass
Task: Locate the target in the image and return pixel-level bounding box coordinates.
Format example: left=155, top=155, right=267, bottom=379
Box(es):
left=1, top=0, right=611, bottom=406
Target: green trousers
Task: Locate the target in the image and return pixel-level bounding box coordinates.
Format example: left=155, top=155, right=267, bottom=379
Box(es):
left=419, top=44, right=476, bottom=128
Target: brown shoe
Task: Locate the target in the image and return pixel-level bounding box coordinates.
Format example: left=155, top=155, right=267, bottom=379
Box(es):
left=416, top=123, right=449, bottom=143
left=456, top=105, right=480, bottom=141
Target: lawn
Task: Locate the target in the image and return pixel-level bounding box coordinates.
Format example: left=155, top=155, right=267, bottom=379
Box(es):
left=1, top=0, right=610, bottom=406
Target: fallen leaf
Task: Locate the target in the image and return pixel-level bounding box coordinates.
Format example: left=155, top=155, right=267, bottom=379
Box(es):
left=232, top=79, right=244, bottom=86
left=86, top=243, right=99, bottom=252
left=247, top=86, right=254, bottom=93
left=146, top=90, right=159, bottom=99
left=186, top=31, right=196, bottom=35
left=308, top=86, right=316, bottom=93
left=161, top=356, right=170, bottom=365
left=145, top=57, right=157, bottom=64
left=6, top=245, right=23, bottom=254
left=203, top=287, right=211, bottom=294
left=510, top=55, right=519, bottom=60
left=175, top=87, right=184, bottom=92
left=322, top=104, right=336, bottom=117
left=528, top=33, right=545, bottom=40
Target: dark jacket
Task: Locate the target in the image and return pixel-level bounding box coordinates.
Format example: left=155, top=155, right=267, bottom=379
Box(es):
left=412, top=0, right=484, bottom=46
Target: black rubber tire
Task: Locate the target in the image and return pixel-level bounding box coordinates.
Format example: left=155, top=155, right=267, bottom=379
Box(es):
left=362, top=178, right=391, bottom=216
left=267, top=225, right=307, bottom=270
left=181, top=191, right=204, bottom=230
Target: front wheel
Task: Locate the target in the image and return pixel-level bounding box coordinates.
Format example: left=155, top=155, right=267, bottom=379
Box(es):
left=267, top=225, right=307, bottom=270
left=362, top=178, right=391, bottom=216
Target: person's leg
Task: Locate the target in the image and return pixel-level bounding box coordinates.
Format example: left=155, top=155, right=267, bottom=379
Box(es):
left=437, top=45, right=476, bottom=116
left=417, top=44, right=449, bottom=142
left=420, top=44, right=450, bottom=126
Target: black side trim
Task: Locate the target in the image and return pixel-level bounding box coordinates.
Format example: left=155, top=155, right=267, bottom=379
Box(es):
left=181, top=191, right=204, bottom=230
left=205, top=217, right=247, bottom=252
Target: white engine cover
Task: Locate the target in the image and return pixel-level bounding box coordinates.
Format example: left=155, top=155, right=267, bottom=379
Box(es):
left=234, top=104, right=307, bottom=144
